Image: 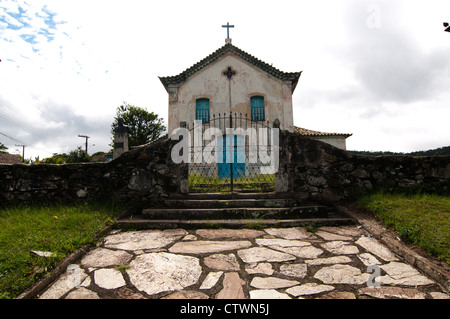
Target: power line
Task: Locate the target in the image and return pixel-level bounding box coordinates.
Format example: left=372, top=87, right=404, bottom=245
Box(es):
left=0, top=108, right=48, bottom=140
left=0, top=130, right=28, bottom=145
left=0, top=131, right=54, bottom=156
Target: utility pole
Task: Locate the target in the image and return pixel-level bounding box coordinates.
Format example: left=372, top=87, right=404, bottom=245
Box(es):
left=78, top=135, right=90, bottom=154
left=15, top=144, right=26, bottom=163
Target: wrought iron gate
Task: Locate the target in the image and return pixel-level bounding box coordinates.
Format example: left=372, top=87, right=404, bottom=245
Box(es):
left=188, top=113, right=276, bottom=193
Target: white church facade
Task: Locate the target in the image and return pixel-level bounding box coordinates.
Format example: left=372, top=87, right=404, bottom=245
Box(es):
left=159, top=41, right=351, bottom=150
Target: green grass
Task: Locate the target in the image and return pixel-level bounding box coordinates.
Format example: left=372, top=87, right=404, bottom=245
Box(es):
left=189, top=172, right=275, bottom=193
left=0, top=201, right=123, bottom=299
left=359, top=193, right=450, bottom=265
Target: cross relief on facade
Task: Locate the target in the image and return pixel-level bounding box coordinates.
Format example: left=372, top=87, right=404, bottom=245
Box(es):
left=223, top=66, right=236, bottom=80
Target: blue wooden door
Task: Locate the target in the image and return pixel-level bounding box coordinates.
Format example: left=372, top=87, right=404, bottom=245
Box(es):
left=218, top=135, right=245, bottom=179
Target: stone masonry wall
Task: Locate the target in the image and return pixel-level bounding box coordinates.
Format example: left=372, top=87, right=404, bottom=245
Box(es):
left=1, top=131, right=449, bottom=206
left=0, top=137, right=185, bottom=207
left=276, top=131, right=450, bottom=202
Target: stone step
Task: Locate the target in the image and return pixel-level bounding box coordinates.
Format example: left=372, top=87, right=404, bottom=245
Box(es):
left=116, top=216, right=356, bottom=230
left=119, top=192, right=356, bottom=230
left=167, top=192, right=284, bottom=200
left=142, top=206, right=330, bottom=220
left=161, top=198, right=299, bottom=209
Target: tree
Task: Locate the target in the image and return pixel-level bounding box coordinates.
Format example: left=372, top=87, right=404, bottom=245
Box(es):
left=66, top=147, right=90, bottom=163
left=0, top=143, right=8, bottom=154
left=0, top=144, right=7, bottom=154
left=111, top=103, right=166, bottom=148
left=39, top=147, right=90, bottom=164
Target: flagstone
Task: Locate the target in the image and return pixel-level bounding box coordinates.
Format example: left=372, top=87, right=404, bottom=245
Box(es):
left=357, top=253, right=381, bottom=266
left=37, top=224, right=443, bottom=300
left=216, top=272, right=245, bottom=299
left=319, top=226, right=364, bottom=237
left=237, top=247, right=296, bottom=263
left=81, top=247, right=132, bottom=268
left=200, top=271, right=223, bottom=290
left=182, top=234, right=197, bottom=241
left=358, top=287, right=426, bottom=299
left=162, top=290, right=209, bottom=299
left=250, top=277, right=299, bottom=289
left=305, top=256, right=352, bottom=265
left=30, top=250, right=56, bottom=258
left=169, top=240, right=252, bottom=254
left=80, top=276, right=91, bottom=287
left=321, top=241, right=359, bottom=254
left=196, top=229, right=265, bottom=239
left=355, top=237, right=399, bottom=261
left=314, top=264, right=370, bottom=285
left=255, top=238, right=310, bottom=248
left=318, top=291, right=356, bottom=299
left=255, top=238, right=311, bottom=248
left=65, top=287, right=100, bottom=299
left=315, top=231, right=352, bottom=241
left=265, top=227, right=315, bottom=240
left=429, top=292, right=450, bottom=299
left=39, top=266, right=88, bottom=299
left=94, top=268, right=126, bottom=290
left=250, top=289, right=291, bottom=299
left=285, top=283, right=335, bottom=297
left=204, top=253, right=240, bottom=271
left=104, top=229, right=187, bottom=250
left=272, top=245, right=323, bottom=259
left=245, top=263, right=274, bottom=275
left=279, top=263, right=308, bottom=279
left=115, top=287, right=146, bottom=299
left=126, top=252, right=202, bottom=296
left=379, top=262, right=434, bottom=286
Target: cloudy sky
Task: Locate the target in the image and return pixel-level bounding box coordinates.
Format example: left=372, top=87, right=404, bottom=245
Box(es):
left=1, top=0, right=449, bottom=159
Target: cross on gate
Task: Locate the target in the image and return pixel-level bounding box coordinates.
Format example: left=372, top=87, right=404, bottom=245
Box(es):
left=222, top=22, right=234, bottom=39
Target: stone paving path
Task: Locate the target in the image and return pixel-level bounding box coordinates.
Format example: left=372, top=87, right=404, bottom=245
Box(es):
left=38, top=226, right=450, bottom=299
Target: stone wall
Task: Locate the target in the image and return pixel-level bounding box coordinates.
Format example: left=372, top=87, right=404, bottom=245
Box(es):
left=276, top=131, right=450, bottom=202
left=0, top=162, right=107, bottom=204
left=1, top=131, right=449, bottom=206
left=0, top=137, right=185, bottom=206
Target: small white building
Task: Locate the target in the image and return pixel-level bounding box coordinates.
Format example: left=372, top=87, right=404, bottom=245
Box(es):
left=294, top=126, right=352, bottom=151
left=159, top=41, right=351, bottom=150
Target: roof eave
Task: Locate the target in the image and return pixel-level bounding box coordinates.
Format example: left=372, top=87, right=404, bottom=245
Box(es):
left=291, top=71, right=302, bottom=93
left=158, top=43, right=301, bottom=88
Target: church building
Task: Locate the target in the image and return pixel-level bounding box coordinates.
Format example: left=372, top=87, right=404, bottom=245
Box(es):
left=159, top=32, right=351, bottom=150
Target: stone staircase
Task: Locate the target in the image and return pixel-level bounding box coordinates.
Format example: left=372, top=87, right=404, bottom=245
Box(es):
left=117, top=192, right=355, bottom=229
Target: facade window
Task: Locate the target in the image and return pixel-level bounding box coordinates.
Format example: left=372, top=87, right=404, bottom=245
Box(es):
left=196, top=98, right=210, bottom=123
left=251, top=96, right=265, bottom=121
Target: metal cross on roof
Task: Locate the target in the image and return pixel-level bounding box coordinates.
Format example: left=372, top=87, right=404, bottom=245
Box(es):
left=222, top=22, right=234, bottom=39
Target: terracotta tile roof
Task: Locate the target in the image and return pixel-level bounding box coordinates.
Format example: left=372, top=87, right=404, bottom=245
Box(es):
left=294, top=126, right=352, bottom=138
left=0, top=153, right=22, bottom=164
left=159, top=43, right=302, bottom=92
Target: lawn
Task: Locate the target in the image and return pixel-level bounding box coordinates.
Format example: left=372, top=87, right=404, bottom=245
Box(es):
left=0, top=202, right=123, bottom=299
left=359, top=193, right=450, bottom=265
left=189, top=172, right=275, bottom=193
